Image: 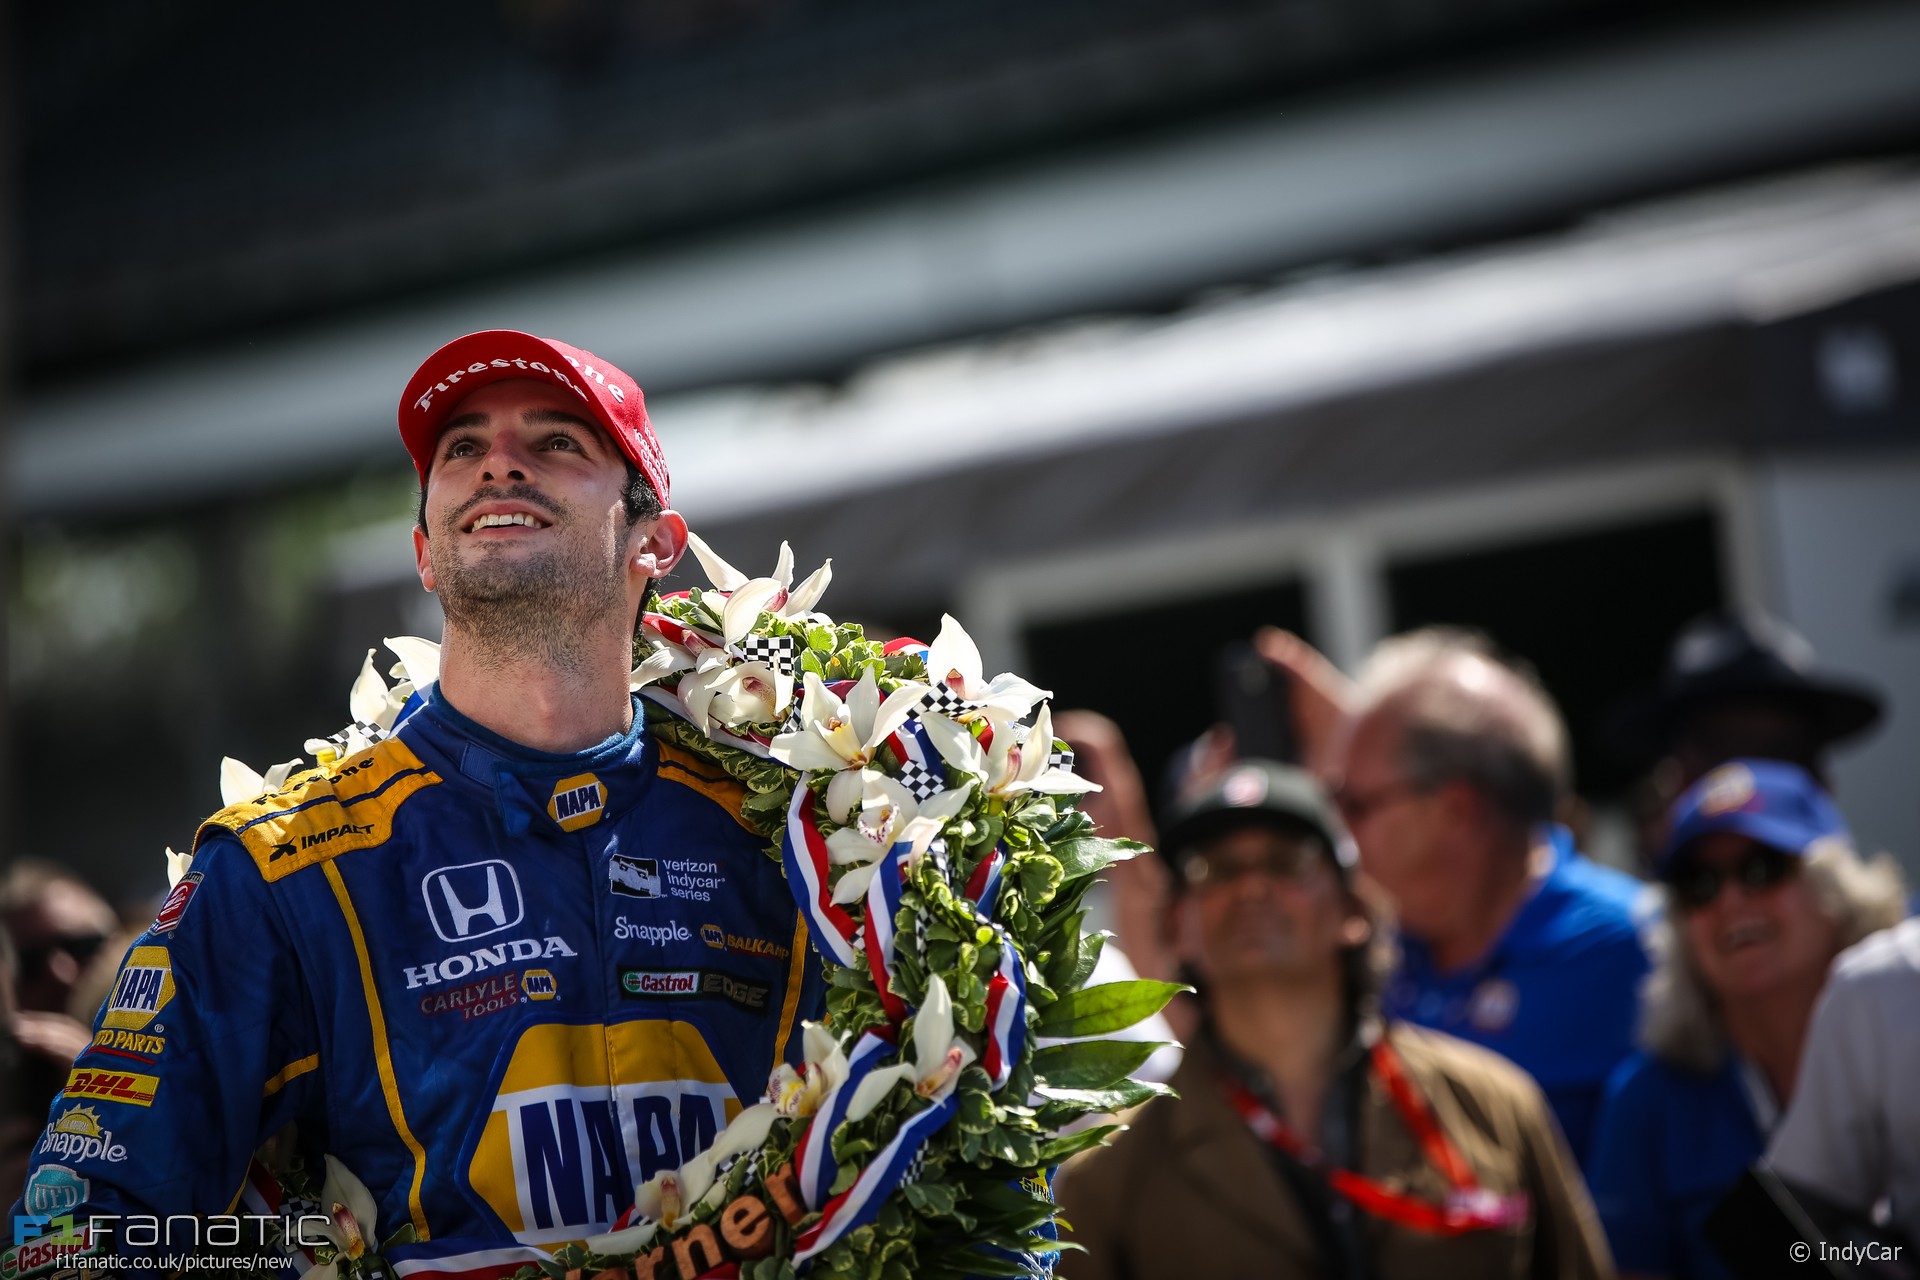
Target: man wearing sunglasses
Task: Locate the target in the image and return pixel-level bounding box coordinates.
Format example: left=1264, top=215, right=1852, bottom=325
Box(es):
left=1587, top=760, right=1908, bottom=1280
left=1059, top=760, right=1609, bottom=1280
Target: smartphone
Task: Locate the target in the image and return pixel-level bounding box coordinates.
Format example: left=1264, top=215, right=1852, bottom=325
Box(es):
left=1214, top=641, right=1299, bottom=765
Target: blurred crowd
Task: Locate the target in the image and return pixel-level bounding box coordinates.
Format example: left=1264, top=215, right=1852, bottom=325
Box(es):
left=1053, top=612, right=1915, bottom=1280
left=3, top=610, right=1914, bottom=1279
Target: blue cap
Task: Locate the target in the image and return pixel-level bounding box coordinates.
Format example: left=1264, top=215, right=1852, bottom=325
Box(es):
left=1658, top=759, right=1849, bottom=878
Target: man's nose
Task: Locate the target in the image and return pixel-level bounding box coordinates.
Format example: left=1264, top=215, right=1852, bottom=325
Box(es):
left=478, top=437, right=532, bottom=482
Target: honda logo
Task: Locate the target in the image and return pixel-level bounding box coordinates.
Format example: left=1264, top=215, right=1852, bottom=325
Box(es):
left=422, top=860, right=525, bottom=942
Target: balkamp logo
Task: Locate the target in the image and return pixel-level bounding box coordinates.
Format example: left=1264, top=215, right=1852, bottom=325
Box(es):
left=548, top=773, right=607, bottom=832
left=63, top=1067, right=160, bottom=1107
left=700, top=923, right=792, bottom=962
left=522, top=969, right=557, bottom=1000
left=102, top=946, right=174, bottom=1032
left=468, top=1022, right=739, bottom=1247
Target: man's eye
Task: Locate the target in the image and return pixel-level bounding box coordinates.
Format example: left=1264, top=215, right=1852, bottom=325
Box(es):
left=444, top=439, right=478, bottom=459
left=545, top=435, right=579, bottom=451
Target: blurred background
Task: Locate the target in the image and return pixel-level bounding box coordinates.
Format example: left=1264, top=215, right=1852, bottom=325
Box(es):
left=8, top=0, right=1920, bottom=915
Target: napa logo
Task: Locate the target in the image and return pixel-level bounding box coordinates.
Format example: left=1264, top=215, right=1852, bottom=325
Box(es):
left=102, top=946, right=174, bottom=1032
left=522, top=969, right=557, bottom=1000
left=468, top=1022, right=740, bottom=1246
left=547, top=773, right=607, bottom=832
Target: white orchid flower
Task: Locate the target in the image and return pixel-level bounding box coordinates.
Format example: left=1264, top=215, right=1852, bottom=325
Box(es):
left=630, top=1171, right=682, bottom=1233
left=383, top=635, right=441, bottom=693
left=920, top=702, right=1098, bottom=800
left=348, top=650, right=390, bottom=727
left=925, top=615, right=1050, bottom=721
left=164, top=848, right=193, bottom=890
left=825, top=773, right=974, bottom=903
left=687, top=533, right=833, bottom=619
left=771, top=1022, right=851, bottom=1118
left=769, top=670, right=928, bottom=781
left=678, top=659, right=791, bottom=732
left=300, top=1154, right=377, bottom=1279
left=845, top=974, right=974, bottom=1122
left=675, top=1103, right=779, bottom=1208
left=630, top=639, right=698, bottom=691
left=585, top=1216, right=658, bottom=1258
left=220, top=756, right=302, bottom=806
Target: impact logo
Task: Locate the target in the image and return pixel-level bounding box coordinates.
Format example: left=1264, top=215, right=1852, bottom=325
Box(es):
left=609, top=854, right=662, bottom=899
left=468, top=1022, right=739, bottom=1246
left=102, top=946, right=174, bottom=1032
left=423, top=860, right=525, bottom=942
left=548, top=773, right=607, bottom=833
left=37, top=1107, right=128, bottom=1164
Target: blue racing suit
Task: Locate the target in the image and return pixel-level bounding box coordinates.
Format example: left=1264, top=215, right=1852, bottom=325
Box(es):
left=9, top=687, right=826, bottom=1272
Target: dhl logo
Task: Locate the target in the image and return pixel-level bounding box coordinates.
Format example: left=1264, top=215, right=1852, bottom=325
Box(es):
left=547, top=773, right=607, bottom=832
left=64, top=1067, right=160, bottom=1107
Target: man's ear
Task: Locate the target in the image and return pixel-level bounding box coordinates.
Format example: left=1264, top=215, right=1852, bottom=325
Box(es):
left=413, top=525, right=436, bottom=592
left=629, top=509, right=689, bottom=583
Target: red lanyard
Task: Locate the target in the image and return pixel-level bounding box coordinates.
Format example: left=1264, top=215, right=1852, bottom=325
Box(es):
left=1217, top=1038, right=1530, bottom=1237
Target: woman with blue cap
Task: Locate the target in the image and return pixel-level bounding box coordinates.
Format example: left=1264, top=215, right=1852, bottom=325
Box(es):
left=1587, top=760, right=1906, bottom=1280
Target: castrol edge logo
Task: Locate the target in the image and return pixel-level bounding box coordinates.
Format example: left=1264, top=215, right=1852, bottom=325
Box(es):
left=468, top=1022, right=740, bottom=1246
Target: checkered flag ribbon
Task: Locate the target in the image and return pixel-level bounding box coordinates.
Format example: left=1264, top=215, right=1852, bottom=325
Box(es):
left=1047, top=743, right=1075, bottom=774
left=918, top=683, right=981, bottom=718
left=736, top=633, right=796, bottom=675
left=895, top=758, right=946, bottom=802
left=307, top=719, right=391, bottom=761
left=899, top=1145, right=931, bottom=1187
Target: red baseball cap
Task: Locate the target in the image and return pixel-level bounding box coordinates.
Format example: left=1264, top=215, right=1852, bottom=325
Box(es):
left=398, top=330, right=670, bottom=507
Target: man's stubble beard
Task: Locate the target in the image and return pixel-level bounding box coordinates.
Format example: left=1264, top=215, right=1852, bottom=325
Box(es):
left=432, top=496, right=630, bottom=676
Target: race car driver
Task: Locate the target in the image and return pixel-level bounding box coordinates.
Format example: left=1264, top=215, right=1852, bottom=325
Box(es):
left=8, top=332, right=827, bottom=1276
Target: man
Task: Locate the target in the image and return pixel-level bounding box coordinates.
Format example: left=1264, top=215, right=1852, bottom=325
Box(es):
left=1767, top=914, right=1920, bottom=1248
left=1609, top=611, right=1886, bottom=874
left=1058, top=760, right=1610, bottom=1280
left=8, top=332, right=826, bottom=1273
left=1313, top=628, right=1651, bottom=1167
left=1611, top=612, right=1883, bottom=791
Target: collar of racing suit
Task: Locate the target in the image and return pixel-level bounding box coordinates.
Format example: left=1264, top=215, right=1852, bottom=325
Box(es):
left=412, top=683, right=651, bottom=836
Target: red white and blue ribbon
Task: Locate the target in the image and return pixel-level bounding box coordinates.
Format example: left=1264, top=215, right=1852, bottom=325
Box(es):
left=794, top=1032, right=897, bottom=1211
left=981, top=933, right=1028, bottom=1091
left=791, top=1032, right=961, bottom=1267
left=782, top=785, right=859, bottom=967
left=864, top=841, right=912, bottom=1026
left=962, top=846, right=1006, bottom=918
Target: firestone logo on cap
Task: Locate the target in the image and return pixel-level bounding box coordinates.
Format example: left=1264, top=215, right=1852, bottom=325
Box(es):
left=399, top=331, right=670, bottom=508
left=409, top=355, right=624, bottom=418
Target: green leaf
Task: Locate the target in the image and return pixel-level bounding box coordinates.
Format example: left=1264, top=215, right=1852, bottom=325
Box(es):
left=1032, top=1078, right=1173, bottom=1115
left=1032, top=1039, right=1170, bottom=1090
left=1063, top=930, right=1109, bottom=993
left=1033, top=980, right=1189, bottom=1038
left=1036, top=1122, right=1123, bottom=1165
left=1049, top=836, right=1145, bottom=881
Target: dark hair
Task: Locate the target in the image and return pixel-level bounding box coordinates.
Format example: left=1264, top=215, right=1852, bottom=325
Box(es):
left=415, top=459, right=661, bottom=532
